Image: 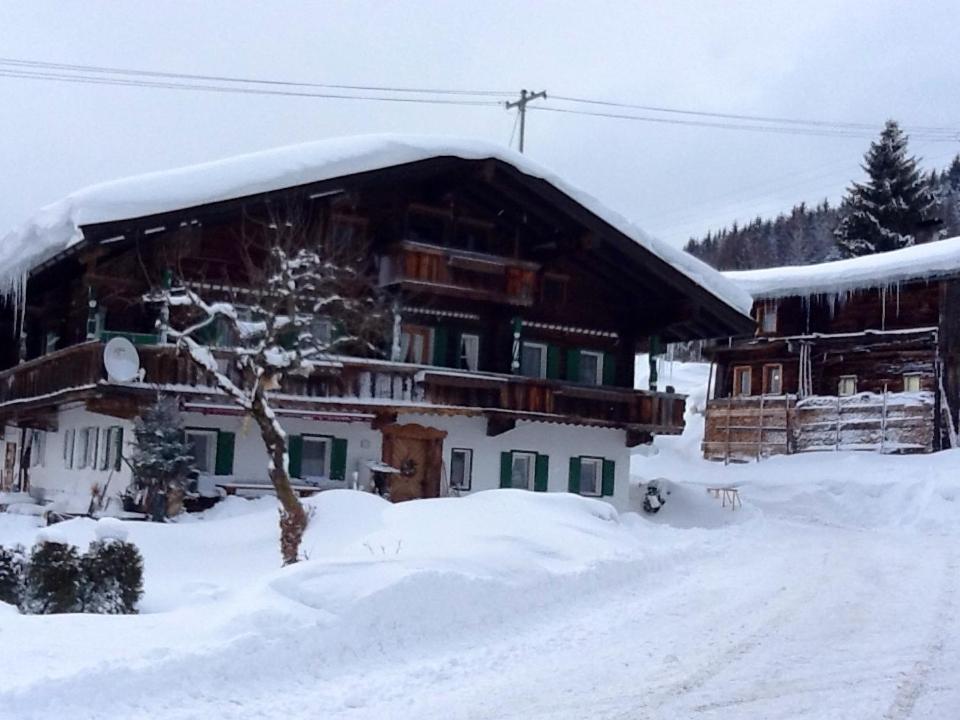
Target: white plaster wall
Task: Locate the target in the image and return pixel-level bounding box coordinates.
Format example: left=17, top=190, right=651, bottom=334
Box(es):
left=180, top=412, right=384, bottom=490
left=398, top=413, right=634, bottom=511
left=25, top=405, right=135, bottom=507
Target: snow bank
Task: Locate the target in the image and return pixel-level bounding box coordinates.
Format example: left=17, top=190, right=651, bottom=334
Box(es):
left=0, top=134, right=751, bottom=316
left=725, top=234, right=960, bottom=300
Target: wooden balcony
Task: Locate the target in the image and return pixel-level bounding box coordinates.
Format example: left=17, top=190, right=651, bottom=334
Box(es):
left=378, top=241, right=539, bottom=306
left=0, top=342, right=686, bottom=443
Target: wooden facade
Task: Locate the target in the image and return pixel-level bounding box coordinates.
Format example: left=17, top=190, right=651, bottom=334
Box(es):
left=0, top=154, right=752, bottom=464
left=703, top=277, right=960, bottom=461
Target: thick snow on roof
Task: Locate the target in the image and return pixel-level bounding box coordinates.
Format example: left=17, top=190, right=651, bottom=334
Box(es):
left=725, top=235, right=960, bottom=300
left=0, top=134, right=751, bottom=315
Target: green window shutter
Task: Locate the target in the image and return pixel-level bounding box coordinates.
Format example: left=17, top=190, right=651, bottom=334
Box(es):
left=534, top=454, right=549, bottom=492
left=288, top=435, right=303, bottom=479
left=500, top=451, right=512, bottom=488
left=546, top=346, right=561, bottom=379
left=568, top=456, right=581, bottom=494
left=433, top=325, right=449, bottom=366
left=452, top=330, right=463, bottom=368
left=330, top=438, right=348, bottom=481
left=603, top=352, right=617, bottom=386
left=601, top=459, right=615, bottom=496
left=114, top=427, right=124, bottom=472
left=565, top=349, right=581, bottom=382
left=215, top=431, right=235, bottom=476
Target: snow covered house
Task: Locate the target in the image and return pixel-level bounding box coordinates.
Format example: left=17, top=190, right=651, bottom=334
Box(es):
left=0, top=135, right=752, bottom=510
left=702, top=237, right=960, bottom=461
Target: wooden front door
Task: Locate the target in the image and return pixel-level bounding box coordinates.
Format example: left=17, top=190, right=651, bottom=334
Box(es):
left=381, top=423, right=447, bottom=502
left=2, top=442, right=16, bottom=491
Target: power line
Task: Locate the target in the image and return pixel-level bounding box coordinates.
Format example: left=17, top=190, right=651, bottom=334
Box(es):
left=0, top=57, right=513, bottom=98
left=550, top=94, right=960, bottom=135
left=0, top=68, right=503, bottom=107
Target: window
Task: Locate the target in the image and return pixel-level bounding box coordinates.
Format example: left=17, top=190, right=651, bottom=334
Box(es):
left=520, top=342, right=547, bottom=379
left=758, top=302, right=778, bottom=333
left=311, top=318, right=333, bottom=347
left=97, top=429, right=110, bottom=471
left=400, top=324, right=432, bottom=365
left=838, top=375, right=858, bottom=396
left=578, top=457, right=603, bottom=497
left=579, top=351, right=604, bottom=386
left=301, top=436, right=332, bottom=479
left=77, top=427, right=98, bottom=470
left=186, top=429, right=218, bottom=474
left=510, top=451, right=536, bottom=490
left=450, top=448, right=473, bottom=491
left=29, top=430, right=45, bottom=468
left=458, top=334, right=480, bottom=372
left=63, top=429, right=75, bottom=469
left=904, top=373, right=922, bottom=392
left=106, top=427, right=123, bottom=472
left=733, top=366, right=752, bottom=396
left=763, top=364, right=783, bottom=395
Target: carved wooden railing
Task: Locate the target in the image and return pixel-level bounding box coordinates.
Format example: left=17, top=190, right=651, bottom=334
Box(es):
left=0, top=342, right=686, bottom=434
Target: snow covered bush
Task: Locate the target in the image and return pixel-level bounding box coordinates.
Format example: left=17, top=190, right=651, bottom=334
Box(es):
left=0, top=544, right=26, bottom=607
left=21, top=539, right=83, bottom=614
left=131, top=394, right=195, bottom=519
left=80, top=539, right=144, bottom=614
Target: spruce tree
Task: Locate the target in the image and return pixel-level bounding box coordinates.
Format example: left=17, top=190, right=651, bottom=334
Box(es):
left=834, top=120, right=935, bottom=257
left=130, top=395, right=195, bottom=518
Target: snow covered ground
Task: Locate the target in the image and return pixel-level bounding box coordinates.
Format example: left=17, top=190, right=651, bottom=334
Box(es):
left=2, top=363, right=960, bottom=719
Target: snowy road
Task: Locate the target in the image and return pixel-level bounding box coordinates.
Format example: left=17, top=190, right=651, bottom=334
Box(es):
left=6, top=511, right=956, bottom=720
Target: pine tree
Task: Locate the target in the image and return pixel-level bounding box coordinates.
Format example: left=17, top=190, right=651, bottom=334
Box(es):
left=834, top=120, right=936, bottom=257
left=130, top=395, right=195, bottom=518
left=21, top=540, right=83, bottom=614
left=0, top=545, right=25, bottom=607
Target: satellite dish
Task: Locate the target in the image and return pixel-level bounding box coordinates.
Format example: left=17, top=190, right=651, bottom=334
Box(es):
left=103, top=337, right=141, bottom=383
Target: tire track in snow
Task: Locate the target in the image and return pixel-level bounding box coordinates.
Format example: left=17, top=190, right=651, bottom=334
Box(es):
left=881, top=548, right=957, bottom=720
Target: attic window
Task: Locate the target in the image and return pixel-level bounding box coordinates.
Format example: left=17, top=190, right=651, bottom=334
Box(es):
left=838, top=375, right=857, bottom=397
left=758, top=301, right=777, bottom=334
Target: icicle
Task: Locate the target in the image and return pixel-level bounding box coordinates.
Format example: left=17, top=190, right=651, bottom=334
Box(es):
left=880, top=285, right=887, bottom=330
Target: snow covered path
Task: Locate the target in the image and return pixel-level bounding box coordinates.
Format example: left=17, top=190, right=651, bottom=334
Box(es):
left=4, top=508, right=957, bottom=720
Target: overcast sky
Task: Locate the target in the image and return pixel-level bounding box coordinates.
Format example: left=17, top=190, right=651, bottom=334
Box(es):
left=2, top=1, right=959, bottom=250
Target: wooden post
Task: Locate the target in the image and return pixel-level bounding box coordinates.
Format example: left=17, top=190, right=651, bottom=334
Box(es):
left=880, top=382, right=888, bottom=454
left=724, top=395, right=733, bottom=465
left=757, top=393, right=765, bottom=461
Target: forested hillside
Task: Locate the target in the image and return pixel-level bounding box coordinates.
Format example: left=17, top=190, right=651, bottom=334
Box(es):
left=685, top=154, right=960, bottom=270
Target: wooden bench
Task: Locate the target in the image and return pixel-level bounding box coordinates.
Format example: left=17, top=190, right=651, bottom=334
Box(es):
left=215, top=482, right=322, bottom=498
left=706, top=486, right=742, bottom=510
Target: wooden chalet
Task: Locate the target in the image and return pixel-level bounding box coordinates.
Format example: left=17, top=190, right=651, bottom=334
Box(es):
left=0, top=136, right=752, bottom=509
left=702, top=237, right=960, bottom=461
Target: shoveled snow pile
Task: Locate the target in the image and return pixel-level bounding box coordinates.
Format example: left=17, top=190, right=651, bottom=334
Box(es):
left=0, top=134, right=752, bottom=316
left=725, top=234, right=960, bottom=299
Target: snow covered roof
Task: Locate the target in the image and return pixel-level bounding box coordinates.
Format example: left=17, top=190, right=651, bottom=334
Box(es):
left=0, top=135, right=752, bottom=317
left=725, top=236, right=960, bottom=301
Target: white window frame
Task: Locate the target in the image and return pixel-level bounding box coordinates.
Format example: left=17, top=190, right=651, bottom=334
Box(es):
left=450, top=448, right=473, bottom=491
left=578, top=456, right=603, bottom=497
left=106, top=426, right=123, bottom=472
left=459, top=333, right=480, bottom=372
left=301, top=435, right=333, bottom=480
left=520, top=342, right=548, bottom=379
left=510, top=451, right=537, bottom=491
left=76, top=427, right=98, bottom=470
left=185, top=429, right=218, bottom=474
left=579, top=350, right=604, bottom=386
left=838, top=375, right=858, bottom=397
left=29, top=430, right=45, bottom=468
left=733, top=366, right=752, bottom=396
left=903, top=373, right=922, bottom=393
left=763, top=363, right=783, bottom=396
left=63, top=428, right=75, bottom=469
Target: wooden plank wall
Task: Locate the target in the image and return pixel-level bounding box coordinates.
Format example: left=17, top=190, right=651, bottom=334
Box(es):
left=702, top=392, right=935, bottom=461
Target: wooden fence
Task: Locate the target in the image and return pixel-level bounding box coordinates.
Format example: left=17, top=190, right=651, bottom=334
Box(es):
left=702, top=391, right=935, bottom=462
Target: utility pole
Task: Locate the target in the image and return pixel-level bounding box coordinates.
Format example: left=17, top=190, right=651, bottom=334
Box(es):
left=505, top=89, right=547, bottom=153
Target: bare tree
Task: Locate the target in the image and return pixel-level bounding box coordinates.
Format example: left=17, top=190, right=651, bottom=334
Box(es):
left=146, top=204, right=390, bottom=564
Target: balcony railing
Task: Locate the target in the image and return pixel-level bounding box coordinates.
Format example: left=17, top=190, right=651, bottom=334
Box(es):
left=0, top=341, right=686, bottom=438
